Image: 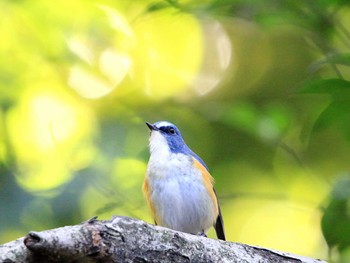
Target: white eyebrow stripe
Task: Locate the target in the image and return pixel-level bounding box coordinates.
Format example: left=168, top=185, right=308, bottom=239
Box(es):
left=155, top=121, right=173, bottom=128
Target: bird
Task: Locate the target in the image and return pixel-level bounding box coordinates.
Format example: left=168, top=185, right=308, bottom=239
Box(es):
left=143, top=121, right=225, bottom=240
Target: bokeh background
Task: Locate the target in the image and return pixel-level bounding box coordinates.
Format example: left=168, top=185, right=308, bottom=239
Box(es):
left=1, top=0, right=350, bottom=261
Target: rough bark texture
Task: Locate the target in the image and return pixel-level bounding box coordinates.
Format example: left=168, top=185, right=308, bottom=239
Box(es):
left=0, top=216, right=326, bottom=263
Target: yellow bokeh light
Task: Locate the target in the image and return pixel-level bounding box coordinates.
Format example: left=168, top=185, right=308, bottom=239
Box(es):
left=99, top=49, right=131, bottom=86
left=98, top=4, right=134, bottom=37
left=112, top=158, right=146, bottom=190
left=67, top=36, right=94, bottom=64
left=66, top=5, right=232, bottom=101
left=0, top=109, right=6, bottom=163
left=68, top=65, right=116, bottom=99
left=226, top=199, right=326, bottom=258
left=7, top=84, right=96, bottom=191
left=215, top=161, right=328, bottom=258
left=30, top=94, right=78, bottom=150
left=131, top=9, right=203, bottom=99
left=192, top=19, right=232, bottom=96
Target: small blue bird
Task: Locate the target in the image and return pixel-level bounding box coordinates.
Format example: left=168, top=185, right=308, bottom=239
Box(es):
left=143, top=121, right=225, bottom=240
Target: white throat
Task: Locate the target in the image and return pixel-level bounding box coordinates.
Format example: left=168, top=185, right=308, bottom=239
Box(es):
left=149, top=131, right=171, bottom=158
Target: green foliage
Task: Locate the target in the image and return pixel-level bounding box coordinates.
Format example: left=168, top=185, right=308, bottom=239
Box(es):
left=322, top=176, right=350, bottom=261
left=300, top=79, right=350, bottom=138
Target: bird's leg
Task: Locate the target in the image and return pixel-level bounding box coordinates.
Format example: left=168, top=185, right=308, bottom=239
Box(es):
left=197, top=230, right=207, bottom=237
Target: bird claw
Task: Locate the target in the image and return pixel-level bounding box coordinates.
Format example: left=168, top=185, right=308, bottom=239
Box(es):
left=197, top=231, right=207, bottom=237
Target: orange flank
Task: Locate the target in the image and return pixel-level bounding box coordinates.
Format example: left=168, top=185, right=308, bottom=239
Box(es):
left=142, top=178, right=159, bottom=224
left=192, top=158, right=219, bottom=216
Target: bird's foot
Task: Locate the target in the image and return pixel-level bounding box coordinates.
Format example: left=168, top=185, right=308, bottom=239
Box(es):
left=197, top=231, right=207, bottom=237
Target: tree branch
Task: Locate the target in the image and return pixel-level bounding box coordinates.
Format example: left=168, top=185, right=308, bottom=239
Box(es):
left=0, top=216, right=326, bottom=263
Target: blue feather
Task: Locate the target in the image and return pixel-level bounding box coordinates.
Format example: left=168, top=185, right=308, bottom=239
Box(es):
left=152, top=121, right=209, bottom=171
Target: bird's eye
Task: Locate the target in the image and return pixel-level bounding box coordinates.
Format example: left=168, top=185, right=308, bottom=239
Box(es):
left=169, top=127, right=176, bottom=134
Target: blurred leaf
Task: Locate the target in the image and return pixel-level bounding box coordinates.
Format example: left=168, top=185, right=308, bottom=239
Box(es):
left=322, top=176, right=350, bottom=253
left=221, top=102, right=291, bottom=142
left=221, top=102, right=258, bottom=133
left=310, top=53, right=350, bottom=73
left=312, top=101, right=350, bottom=134
left=146, top=1, right=173, bottom=12
left=299, top=79, right=350, bottom=95
left=300, top=79, right=350, bottom=140
left=330, top=176, right=350, bottom=201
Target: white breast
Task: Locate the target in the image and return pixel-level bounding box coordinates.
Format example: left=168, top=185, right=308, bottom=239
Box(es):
left=146, top=148, right=217, bottom=235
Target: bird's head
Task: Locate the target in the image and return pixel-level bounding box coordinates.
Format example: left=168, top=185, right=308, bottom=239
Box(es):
left=146, top=121, right=188, bottom=155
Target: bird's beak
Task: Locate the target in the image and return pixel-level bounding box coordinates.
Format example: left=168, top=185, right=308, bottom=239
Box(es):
left=145, top=122, right=159, bottom=131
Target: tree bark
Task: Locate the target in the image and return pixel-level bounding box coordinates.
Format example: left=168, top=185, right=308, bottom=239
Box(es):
left=0, top=216, right=326, bottom=263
